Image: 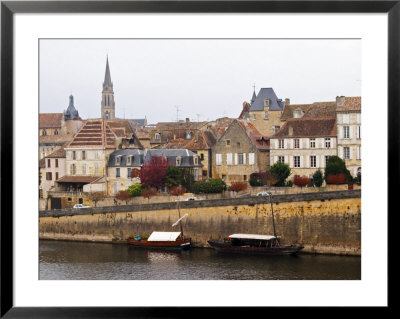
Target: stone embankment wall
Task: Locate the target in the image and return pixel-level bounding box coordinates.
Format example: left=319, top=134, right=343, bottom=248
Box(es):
left=39, top=190, right=361, bottom=256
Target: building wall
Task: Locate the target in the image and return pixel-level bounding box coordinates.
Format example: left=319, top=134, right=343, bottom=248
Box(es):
left=64, top=148, right=114, bottom=177
left=270, top=137, right=337, bottom=177
left=248, top=109, right=283, bottom=136
left=40, top=127, right=61, bottom=136
left=212, top=121, right=268, bottom=183
left=337, top=112, right=362, bottom=177
left=41, top=157, right=66, bottom=198
left=39, top=190, right=361, bottom=255
left=39, top=145, right=62, bottom=159
left=107, top=166, right=141, bottom=195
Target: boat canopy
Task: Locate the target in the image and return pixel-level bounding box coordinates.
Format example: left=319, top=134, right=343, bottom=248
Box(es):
left=147, top=232, right=181, bottom=242
left=228, top=234, right=280, bottom=241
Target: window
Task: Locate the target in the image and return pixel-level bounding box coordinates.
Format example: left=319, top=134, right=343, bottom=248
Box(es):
left=310, top=139, right=316, bottom=148
left=279, top=139, right=285, bottom=149
left=226, top=139, right=230, bottom=146
left=357, top=126, right=361, bottom=139
left=273, top=126, right=280, bottom=133
left=176, top=156, right=182, bottom=166
left=82, top=151, right=86, bottom=160
left=82, top=165, right=86, bottom=175
left=200, top=153, right=204, bottom=160
left=357, top=147, right=361, bottom=160
left=55, top=172, right=59, bottom=180
left=47, top=159, right=51, bottom=167
left=343, top=126, right=350, bottom=139
left=249, top=153, right=255, bottom=165
left=227, top=153, right=233, bottom=165
left=325, top=156, right=330, bottom=167
left=116, top=168, right=120, bottom=177
left=216, top=154, right=222, bottom=166
left=243, top=175, right=247, bottom=181
left=203, top=170, right=208, bottom=177
left=127, top=156, right=132, bottom=165
left=237, top=142, right=240, bottom=147
left=70, top=164, right=76, bottom=175
left=294, top=139, right=300, bottom=149
left=42, top=130, right=47, bottom=136
left=294, top=156, right=300, bottom=168
left=238, top=153, right=244, bottom=165
left=325, top=138, right=331, bottom=148
left=356, top=113, right=361, bottom=124
left=278, top=156, right=285, bottom=163
left=46, top=172, right=52, bottom=181
left=72, top=151, right=76, bottom=160
left=155, top=133, right=161, bottom=140
left=222, top=174, right=226, bottom=181
left=344, top=147, right=350, bottom=159
left=194, top=157, right=198, bottom=165
left=310, top=156, right=317, bottom=168
left=127, top=168, right=132, bottom=178
left=264, top=112, right=269, bottom=120
left=55, top=159, right=58, bottom=168
left=115, top=156, right=121, bottom=165
left=54, top=129, right=58, bottom=135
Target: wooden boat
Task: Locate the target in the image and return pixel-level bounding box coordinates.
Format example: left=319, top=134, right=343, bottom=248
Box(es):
left=208, top=192, right=304, bottom=256
left=127, top=201, right=191, bottom=250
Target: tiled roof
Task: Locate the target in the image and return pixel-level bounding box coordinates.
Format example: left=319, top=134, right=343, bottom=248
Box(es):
left=303, top=102, right=336, bottom=118
left=281, top=104, right=312, bottom=121
left=39, top=134, right=74, bottom=145
left=237, top=119, right=270, bottom=150
left=159, top=138, right=189, bottom=149
left=39, top=113, right=63, bottom=128
left=56, top=176, right=102, bottom=183
left=185, top=130, right=217, bottom=150
left=272, top=117, right=337, bottom=138
left=144, top=149, right=203, bottom=168
left=238, top=102, right=251, bottom=119
left=336, top=96, right=361, bottom=111
left=46, top=147, right=66, bottom=158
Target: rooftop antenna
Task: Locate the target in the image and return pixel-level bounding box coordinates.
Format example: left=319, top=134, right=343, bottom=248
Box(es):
left=253, top=83, right=256, bottom=91
left=175, top=105, right=181, bottom=122
left=196, top=114, right=201, bottom=122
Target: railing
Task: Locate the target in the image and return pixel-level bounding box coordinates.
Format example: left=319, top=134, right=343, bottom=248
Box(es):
left=48, top=191, right=88, bottom=197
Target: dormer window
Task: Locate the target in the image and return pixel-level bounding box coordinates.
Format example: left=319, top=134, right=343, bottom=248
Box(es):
left=127, top=155, right=132, bottom=165
left=194, top=156, right=198, bottom=165
left=176, top=156, right=182, bottom=166
left=115, top=155, right=121, bottom=165
left=293, top=109, right=303, bottom=118
left=155, top=133, right=161, bottom=140
left=264, top=112, right=269, bottom=120
left=264, top=98, right=270, bottom=107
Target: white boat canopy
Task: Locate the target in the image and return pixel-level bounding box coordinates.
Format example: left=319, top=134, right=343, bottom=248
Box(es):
left=147, top=232, right=181, bottom=242
left=228, top=234, right=280, bottom=240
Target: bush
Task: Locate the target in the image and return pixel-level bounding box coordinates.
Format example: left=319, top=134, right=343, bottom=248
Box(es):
left=293, top=175, right=311, bottom=188
left=312, top=169, right=324, bottom=187
left=169, top=186, right=186, bottom=196
left=324, top=156, right=352, bottom=184
left=192, top=178, right=226, bottom=194
left=326, top=173, right=347, bottom=185
left=165, top=166, right=183, bottom=188
left=229, top=182, right=248, bottom=192
left=269, top=162, right=291, bottom=187
left=128, top=184, right=142, bottom=197
left=354, top=172, right=361, bottom=186
left=249, top=171, right=279, bottom=186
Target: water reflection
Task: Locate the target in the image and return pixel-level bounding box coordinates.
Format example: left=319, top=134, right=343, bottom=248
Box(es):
left=39, top=240, right=361, bottom=280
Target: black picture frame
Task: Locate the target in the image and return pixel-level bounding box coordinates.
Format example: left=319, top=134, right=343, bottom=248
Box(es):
left=1, top=1, right=394, bottom=317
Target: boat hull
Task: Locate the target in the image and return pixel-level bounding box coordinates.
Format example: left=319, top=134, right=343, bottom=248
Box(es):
left=207, top=241, right=303, bottom=255
left=127, top=238, right=191, bottom=250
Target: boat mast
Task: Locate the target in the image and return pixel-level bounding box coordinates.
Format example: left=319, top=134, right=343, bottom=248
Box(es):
left=176, top=200, right=184, bottom=238
left=267, top=192, right=278, bottom=244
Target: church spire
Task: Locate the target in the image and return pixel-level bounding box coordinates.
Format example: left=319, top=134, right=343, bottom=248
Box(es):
left=101, top=56, right=115, bottom=120
left=103, top=55, right=113, bottom=91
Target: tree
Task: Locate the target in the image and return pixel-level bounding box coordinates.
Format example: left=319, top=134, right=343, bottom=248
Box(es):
left=192, top=178, right=226, bottom=194
left=269, top=162, right=291, bottom=187
left=168, top=186, right=186, bottom=197
left=249, top=171, right=279, bottom=187
left=293, top=175, right=311, bottom=191
left=229, top=182, right=248, bottom=192
left=354, top=172, right=361, bottom=186
left=128, top=184, right=142, bottom=197
left=88, top=191, right=105, bottom=207
left=312, top=169, right=324, bottom=187
left=165, top=166, right=183, bottom=188
left=139, top=155, right=169, bottom=189
left=141, top=188, right=158, bottom=203
left=324, top=156, right=352, bottom=184
left=326, top=173, right=347, bottom=185
left=115, top=190, right=131, bottom=205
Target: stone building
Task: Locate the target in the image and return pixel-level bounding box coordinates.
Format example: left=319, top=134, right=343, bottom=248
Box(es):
left=212, top=119, right=270, bottom=184
left=336, top=96, right=361, bottom=177
left=247, top=88, right=287, bottom=136
left=40, top=147, right=66, bottom=199
left=270, top=117, right=337, bottom=178
left=107, top=149, right=144, bottom=195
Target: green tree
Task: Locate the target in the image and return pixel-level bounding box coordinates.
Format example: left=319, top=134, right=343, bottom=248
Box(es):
left=312, top=169, right=324, bottom=187
left=269, top=162, right=291, bottom=187
left=192, top=178, right=226, bottom=194
left=128, top=184, right=142, bottom=197
left=165, top=166, right=183, bottom=188
left=324, top=156, right=352, bottom=184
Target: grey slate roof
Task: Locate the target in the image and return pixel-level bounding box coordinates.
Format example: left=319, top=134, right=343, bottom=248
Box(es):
left=144, top=149, right=203, bottom=168
left=249, top=88, right=285, bottom=111
left=64, top=95, right=79, bottom=120
left=130, top=119, right=147, bottom=126
left=108, top=149, right=144, bottom=167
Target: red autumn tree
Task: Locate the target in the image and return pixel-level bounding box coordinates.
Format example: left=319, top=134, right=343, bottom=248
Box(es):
left=293, top=175, right=311, bottom=191
left=141, top=188, right=158, bottom=203
left=139, top=155, right=169, bottom=189
left=115, top=190, right=131, bottom=205
left=169, top=186, right=186, bottom=197
left=230, top=182, right=248, bottom=192
left=327, top=173, right=346, bottom=185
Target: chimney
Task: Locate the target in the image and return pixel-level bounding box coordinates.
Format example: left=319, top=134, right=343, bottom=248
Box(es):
left=336, top=96, right=346, bottom=106
left=285, top=98, right=290, bottom=106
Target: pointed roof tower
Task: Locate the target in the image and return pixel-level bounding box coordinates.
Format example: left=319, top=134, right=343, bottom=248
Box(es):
left=64, top=94, right=79, bottom=120
left=251, top=89, right=257, bottom=105
left=103, top=55, right=113, bottom=91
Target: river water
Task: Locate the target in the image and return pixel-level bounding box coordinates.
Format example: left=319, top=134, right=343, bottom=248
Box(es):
left=39, top=240, right=361, bottom=280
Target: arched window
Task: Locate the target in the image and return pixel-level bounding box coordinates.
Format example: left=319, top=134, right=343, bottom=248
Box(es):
left=105, top=111, right=110, bottom=120
left=42, top=130, right=47, bottom=136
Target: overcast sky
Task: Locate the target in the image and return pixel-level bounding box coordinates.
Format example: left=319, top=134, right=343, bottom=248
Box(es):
left=39, top=39, right=361, bottom=123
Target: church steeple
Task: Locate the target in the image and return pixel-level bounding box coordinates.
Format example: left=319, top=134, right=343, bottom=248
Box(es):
left=101, top=56, right=115, bottom=120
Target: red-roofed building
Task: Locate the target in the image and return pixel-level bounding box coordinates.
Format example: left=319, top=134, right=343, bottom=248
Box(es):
left=211, top=119, right=270, bottom=184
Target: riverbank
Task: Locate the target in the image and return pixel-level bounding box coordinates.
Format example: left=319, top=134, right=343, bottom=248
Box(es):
left=39, top=190, right=361, bottom=256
